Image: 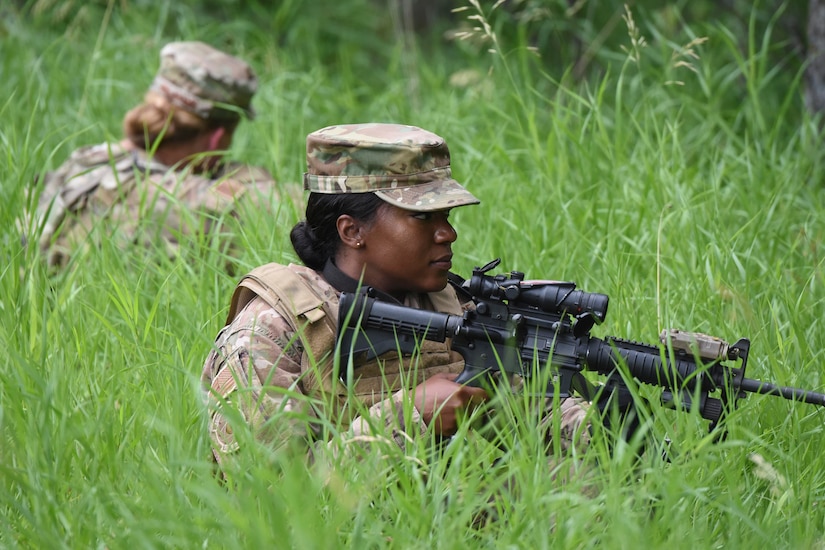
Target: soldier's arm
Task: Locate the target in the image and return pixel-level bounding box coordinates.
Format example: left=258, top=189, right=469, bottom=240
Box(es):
left=341, top=387, right=431, bottom=453
left=342, top=371, right=487, bottom=456
left=202, top=296, right=320, bottom=460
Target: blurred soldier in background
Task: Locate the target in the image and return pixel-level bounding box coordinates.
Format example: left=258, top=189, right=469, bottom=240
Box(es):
left=21, top=41, right=293, bottom=270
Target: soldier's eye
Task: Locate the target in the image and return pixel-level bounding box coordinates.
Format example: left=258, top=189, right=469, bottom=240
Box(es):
left=412, top=209, right=451, bottom=221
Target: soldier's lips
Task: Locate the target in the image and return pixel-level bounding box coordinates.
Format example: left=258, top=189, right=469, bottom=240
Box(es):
left=431, top=256, right=452, bottom=270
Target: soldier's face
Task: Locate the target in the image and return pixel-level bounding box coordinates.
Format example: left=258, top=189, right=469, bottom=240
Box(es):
left=359, top=204, right=457, bottom=299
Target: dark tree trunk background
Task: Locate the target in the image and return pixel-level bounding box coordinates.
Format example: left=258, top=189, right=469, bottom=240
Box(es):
left=807, top=0, right=825, bottom=113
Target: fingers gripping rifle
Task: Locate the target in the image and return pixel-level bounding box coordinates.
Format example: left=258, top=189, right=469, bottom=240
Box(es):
left=337, top=259, right=825, bottom=432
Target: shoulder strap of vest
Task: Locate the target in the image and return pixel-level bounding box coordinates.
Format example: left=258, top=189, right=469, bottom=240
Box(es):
left=225, top=263, right=328, bottom=326
left=225, top=263, right=338, bottom=386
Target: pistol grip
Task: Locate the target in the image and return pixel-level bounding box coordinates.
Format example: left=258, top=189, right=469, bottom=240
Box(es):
left=455, top=366, right=489, bottom=387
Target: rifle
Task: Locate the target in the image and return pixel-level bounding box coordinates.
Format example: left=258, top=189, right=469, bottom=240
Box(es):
left=337, top=259, right=825, bottom=433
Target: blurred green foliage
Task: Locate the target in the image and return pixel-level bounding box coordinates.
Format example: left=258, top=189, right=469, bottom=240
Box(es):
left=9, top=0, right=808, bottom=75
left=3, top=0, right=811, bottom=180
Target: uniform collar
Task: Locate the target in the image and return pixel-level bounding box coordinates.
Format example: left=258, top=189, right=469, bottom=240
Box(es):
left=322, top=259, right=401, bottom=304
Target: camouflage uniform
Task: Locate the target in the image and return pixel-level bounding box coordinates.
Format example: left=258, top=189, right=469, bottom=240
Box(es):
left=202, top=123, right=591, bottom=466
left=202, top=261, right=468, bottom=462
left=21, top=41, right=287, bottom=269
left=27, top=142, right=279, bottom=268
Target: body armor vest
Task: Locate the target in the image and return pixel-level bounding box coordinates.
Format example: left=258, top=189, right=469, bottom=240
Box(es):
left=224, top=263, right=466, bottom=420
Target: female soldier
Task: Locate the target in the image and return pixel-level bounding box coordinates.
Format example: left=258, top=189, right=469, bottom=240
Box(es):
left=201, top=123, right=590, bottom=464
left=24, top=41, right=291, bottom=270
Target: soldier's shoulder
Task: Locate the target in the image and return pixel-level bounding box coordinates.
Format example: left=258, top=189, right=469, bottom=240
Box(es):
left=240, top=263, right=337, bottom=305
left=65, top=142, right=129, bottom=167
left=232, top=295, right=286, bottom=326
left=289, top=264, right=337, bottom=298
left=220, top=162, right=275, bottom=184
left=37, top=142, right=129, bottom=201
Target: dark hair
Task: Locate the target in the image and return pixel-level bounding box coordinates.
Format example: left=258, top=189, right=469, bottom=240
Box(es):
left=290, top=192, right=384, bottom=270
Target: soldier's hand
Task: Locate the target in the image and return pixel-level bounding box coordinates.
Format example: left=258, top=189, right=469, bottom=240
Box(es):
left=413, top=372, right=489, bottom=436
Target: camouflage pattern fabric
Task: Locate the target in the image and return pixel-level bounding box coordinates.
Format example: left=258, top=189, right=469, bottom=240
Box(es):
left=201, top=263, right=467, bottom=462
left=149, top=41, right=258, bottom=121
left=201, top=263, right=592, bottom=469
left=303, top=123, right=481, bottom=212
left=22, top=141, right=286, bottom=269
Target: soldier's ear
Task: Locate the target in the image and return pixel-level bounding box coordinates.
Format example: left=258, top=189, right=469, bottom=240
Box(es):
left=336, top=214, right=364, bottom=250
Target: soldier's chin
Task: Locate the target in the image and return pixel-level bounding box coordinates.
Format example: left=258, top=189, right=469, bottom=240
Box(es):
left=422, top=275, right=449, bottom=293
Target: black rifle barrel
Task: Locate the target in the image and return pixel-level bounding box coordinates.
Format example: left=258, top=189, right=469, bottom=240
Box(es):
left=738, top=377, right=825, bottom=406
left=587, top=336, right=825, bottom=407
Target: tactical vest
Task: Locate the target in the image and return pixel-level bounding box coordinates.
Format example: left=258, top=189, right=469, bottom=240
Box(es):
left=223, top=262, right=466, bottom=422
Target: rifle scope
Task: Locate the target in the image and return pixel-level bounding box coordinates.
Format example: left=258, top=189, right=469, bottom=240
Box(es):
left=467, top=271, right=609, bottom=322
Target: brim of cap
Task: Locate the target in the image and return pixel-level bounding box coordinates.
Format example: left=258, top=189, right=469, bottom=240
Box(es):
left=373, top=178, right=480, bottom=212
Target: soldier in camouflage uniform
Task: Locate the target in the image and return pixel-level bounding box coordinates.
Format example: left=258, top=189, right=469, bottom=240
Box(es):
left=201, top=123, right=592, bottom=469
left=21, top=41, right=294, bottom=270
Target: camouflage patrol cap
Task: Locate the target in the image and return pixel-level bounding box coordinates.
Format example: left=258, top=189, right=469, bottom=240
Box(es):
left=149, top=41, right=257, bottom=122
left=303, top=123, right=480, bottom=211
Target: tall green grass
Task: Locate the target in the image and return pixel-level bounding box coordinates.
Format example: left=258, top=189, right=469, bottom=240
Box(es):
left=2, top=2, right=824, bottom=548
